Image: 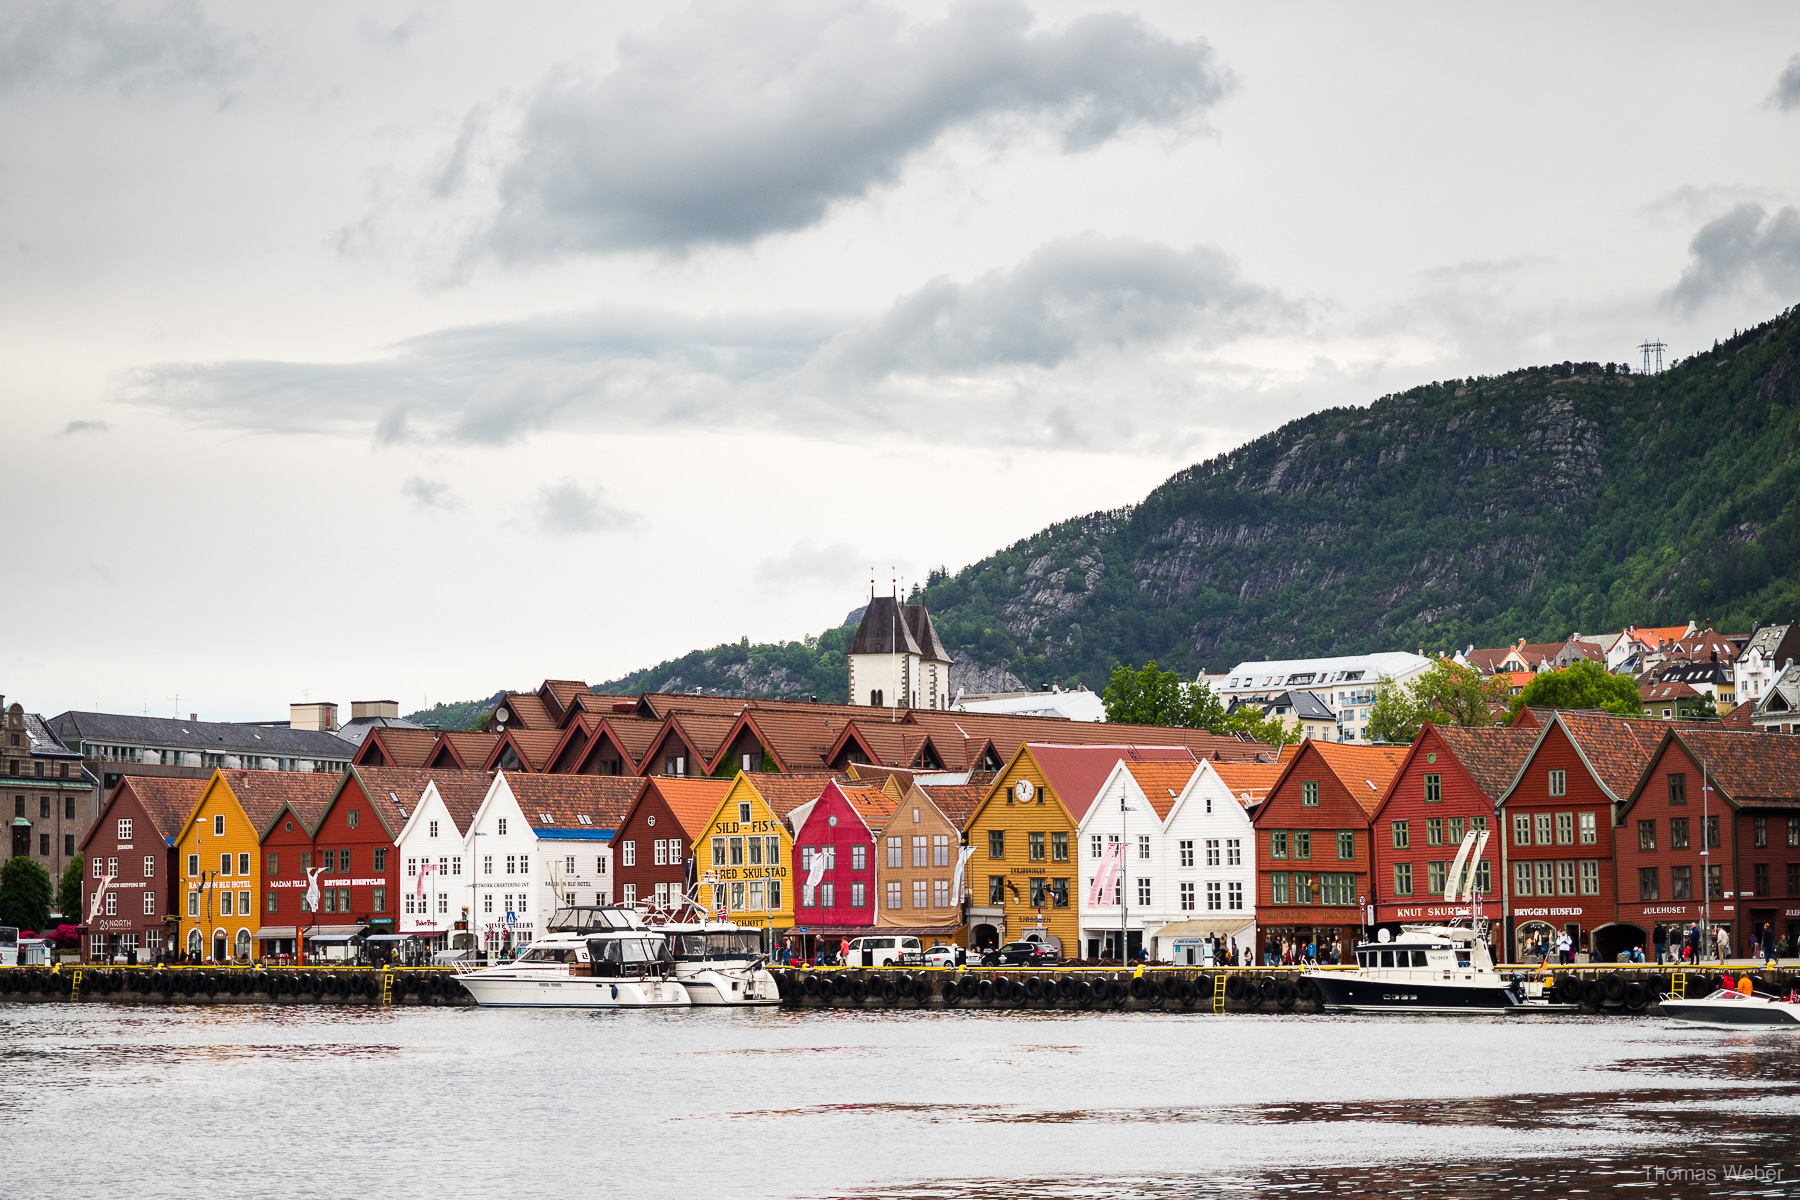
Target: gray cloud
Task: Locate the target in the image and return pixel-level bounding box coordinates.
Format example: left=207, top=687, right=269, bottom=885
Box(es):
left=530, top=477, right=642, bottom=536
left=400, top=476, right=459, bottom=511
left=1668, top=203, right=1800, bottom=310
left=59, top=418, right=108, bottom=435
left=1774, top=54, right=1800, bottom=110
left=119, top=234, right=1294, bottom=452
left=477, top=0, right=1229, bottom=256
left=752, top=539, right=860, bottom=588
left=0, top=1, right=247, bottom=94
left=812, top=233, right=1288, bottom=379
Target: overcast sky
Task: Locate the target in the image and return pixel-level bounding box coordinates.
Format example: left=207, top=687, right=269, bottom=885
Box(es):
left=3, top=1, right=1798, bottom=722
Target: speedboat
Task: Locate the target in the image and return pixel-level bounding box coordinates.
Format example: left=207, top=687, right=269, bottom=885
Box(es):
left=1662, top=986, right=1800, bottom=1027
left=452, top=905, right=691, bottom=1008
left=1308, top=923, right=1520, bottom=1013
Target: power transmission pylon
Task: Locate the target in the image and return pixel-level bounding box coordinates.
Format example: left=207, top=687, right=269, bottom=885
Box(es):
left=1638, top=339, right=1666, bottom=375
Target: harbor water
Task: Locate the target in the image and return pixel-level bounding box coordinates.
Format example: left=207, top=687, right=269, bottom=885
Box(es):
left=5, top=1004, right=1798, bottom=1199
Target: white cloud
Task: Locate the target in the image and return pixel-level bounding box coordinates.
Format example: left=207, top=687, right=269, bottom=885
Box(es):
left=468, top=0, right=1229, bottom=257
left=0, top=0, right=249, bottom=94
left=400, top=475, right=458, bottom=511
left=58, top=418, right=108, bottom=435
left=1668, top=203, right=1800, bottom=311
left=1773, top=53, right=1800, bottom=110
left=529, top=477, right=642, bottom=535
left=752, top=539, right=862, bottom=589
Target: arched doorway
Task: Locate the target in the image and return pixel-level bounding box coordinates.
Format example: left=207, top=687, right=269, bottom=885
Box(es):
left=1591, top=923, right=1644, bottom=963
left=1514, top=920, right=1556, bottom=964
left=187, top=929, right=202, bottom=959
left=212, top=930, right=227, bottom=962
left=234, top=929, right=251, bottom=961
left=970, top=923, right=999, bottom=951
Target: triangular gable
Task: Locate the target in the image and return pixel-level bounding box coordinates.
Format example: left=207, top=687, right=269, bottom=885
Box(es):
left=570, top=720, right=644, bottom=776
left=825, top=723, right=883, bottom=771
left=636, top=717, right=710, bottom=778
left=544, top=716, right=594, bottom=773
left=706, top=711, right=791, bottom=775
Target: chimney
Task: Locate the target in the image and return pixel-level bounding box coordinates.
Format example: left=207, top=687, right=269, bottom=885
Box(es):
left=189, top=713, right=197, bottom=722
left=290, top=701, right=339, bottom=732
left=350, top=700, right=400, bottom=721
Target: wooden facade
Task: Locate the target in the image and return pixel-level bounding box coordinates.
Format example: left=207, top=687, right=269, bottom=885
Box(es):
left=611, top=777, right=726, bottom=912
left=77, top=776, right=203, bottom=962
left=872, top=783, right=966, bottom=941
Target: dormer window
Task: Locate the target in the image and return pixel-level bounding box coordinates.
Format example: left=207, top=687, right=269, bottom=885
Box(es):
left=576, top=814, right=593, bottom=826
left=540, top=812, right=554, bottom=824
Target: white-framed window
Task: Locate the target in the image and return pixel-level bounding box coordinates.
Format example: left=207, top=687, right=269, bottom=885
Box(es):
left=1138, top=835, right=1151, bottom=860
left=1227, top=881, right=1243, bottom=910
left=654, top=882, right=669, bottom=907
left=220, top=891, right=233, bottom=916
left=732, top=881, right=747, bottom=910
left=652, top=840, right=665, bottom=866
left=107, top=856, right=118, bottom=877
left=621, top=884, right=635, bottom=906
left=1137, top=877, right=1151, bottom=906
left=451, top=856, right=462, bottom=876
left=143, top=856, right=155, bottom=877
left=143, top=892, right=155, bottom=915
left=187, top=891, right=198, bottom=916
left=103, top=892, right=116, bottom=916
left=913, top=880, right=928, bottom=908
left=750, top=881, right=766, bottom=910
left=934, top=879, right=950, bottom=907
left=91, top=856, right=103, bottom=878
left=1206, top=882, right=1221, bottom=911
left=429, top=820, right=438, bottom=838
left=1205, top=839, right=1220, bottom=867
left=506, top=855, right=516, bottom=875
left=1227, top=839, right=1241, bottom=866
left=497, top=818, right=507, bottom=836
left=239, top=890, right=250, bottom=914
left=483, top=893, right=493, bottom=913
left=1180, top=881, right=1195, bottom=911
left=565, top=855, right=577, bottom=873
left=483, top=855, right=493, bottom=875
left=1090, top=834, right=1102, bottom=859
left=820, top=882, right=834, bottom=907
left=887, top=882, right=902, bottom=909
left=438, top=893, right=448, bottom=914
left=1179, top=840, right=1194, bottom=868
left=407, top=857, right=417, bottom=879
left=117, top=818, right=132, bottom=841
left=887, top=837, right=902, bottom=868
left=933, top=835, right=949, bottom=866
left=213, top=814, right=224, bottom=837
left=912, top=837, right=927, bottom=867
left=852, top=843, right=868, bottom=871
left=1579, top=812, right=1597, bottom=845
left=850, top=882, right=865, bottom=908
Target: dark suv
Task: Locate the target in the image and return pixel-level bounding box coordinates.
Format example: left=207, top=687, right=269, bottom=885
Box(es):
left=991, top=940, right=1060, bottom=965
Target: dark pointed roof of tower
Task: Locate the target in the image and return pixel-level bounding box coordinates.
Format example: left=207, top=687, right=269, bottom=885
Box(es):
left=849, top=595, right=924, bottom=656
left=904, top=604, right=954, bottom=664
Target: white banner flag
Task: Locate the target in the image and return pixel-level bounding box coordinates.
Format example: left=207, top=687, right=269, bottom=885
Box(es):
left=950, top=844, right=976, bottom=903
left=304, top=866, right=327, bottom=913
left=88, top=876, right=115, bottom=922
left=805, top=850, right=829, bottom=889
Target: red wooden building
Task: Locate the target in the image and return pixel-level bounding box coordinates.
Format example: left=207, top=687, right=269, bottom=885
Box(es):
left=1252, top=741, right=1407, bottom=959
left=1616, top=729, right=1800, bottom=957
left=1495, top=711, right=1669, bottom=962
left=78, top=776, right=206, bottom=963
left=609, top=777, right=721, bottom=912
left=1369, top=725, right=1536, bottom=933
left=789, top=779, right=895, bottom=956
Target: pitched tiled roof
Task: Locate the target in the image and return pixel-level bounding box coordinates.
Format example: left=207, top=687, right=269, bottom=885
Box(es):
left=1125, top=760, right=1201, bottom=820
left=1662, top=729, right=1800, bottom=806
left=1028, top=744, right=1198, bottom=823
left=592, top=715, right=663, bottom=765
left=915, top=781, right=986, bottom=828
left=218, top=769, right=343, bottom=836
left=835, top=781, right=898, bottom=827
left=1547, top=710, right=1698, bottom=801
left=492, top=692, right=554, bottom=731
left=343, top=766, right=445, bottom=835
left=104, top=776, right=208, bottom=845
left=1641, top=680, right=1701, bottom=702
left=1721, top=701, right=1756, bottom=731
left=1299, top=741, right=1410, bottom=817
left=848, top=595, right=925, bottom=656
left=424, top=770, right=496, bottom=836
left=1208, top=760, right=1287, bottom=807
left=637, top=777, right=732, bottom=842
left=741, top=772, right=847, bottom=819
left=539, top=680, right=592, bottom=721
left=46, top=710, right=356, bottom=760
left=491, top=729, right=564, bottom=771
left=358, top=727, right=440, bottom=768
left=1430, top=725, right=1538, bottom=801
left=505, top=773, right=645, bottom=832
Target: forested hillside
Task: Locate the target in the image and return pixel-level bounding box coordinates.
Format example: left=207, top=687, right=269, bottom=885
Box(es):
left=413, top=304, right=1800, bottom=719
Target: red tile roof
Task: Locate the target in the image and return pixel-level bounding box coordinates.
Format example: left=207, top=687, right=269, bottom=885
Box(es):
left=216, top=769, right=344, bottom=836
left=1028, top=744, right=1198, bottom=823
left=915, top=781, right=986, bottom=828
left=1429, top=725, right=1539, bottom=801
left=103, top=776, right=208, bottom=846
left=1125, top=760, right=1201, bottom=820
left=439, top=731, right=503, bottom=768
left=504, top=773, right=645, bottom=832
left=1209, top=760, right=1287, bottom=807
left=1294, top=741, right=1411, bottom=817
left=357, top=727, right=439, bottom=768
left=1658, top=729, right=1800, bottom=807
left=636, top=777, right=733, bottom=842
left=1539, top=710, right=1713, bottom=801
left=423, top=770, right=496, bottom=836
left=740, top=772, right=847, bottom=819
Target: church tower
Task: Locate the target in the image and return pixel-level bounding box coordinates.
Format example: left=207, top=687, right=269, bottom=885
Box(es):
left=847, top=590, right=955, bottom=710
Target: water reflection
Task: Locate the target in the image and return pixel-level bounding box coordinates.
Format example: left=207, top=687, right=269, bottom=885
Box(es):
left=3, top=1005, right=1797, bottom=1200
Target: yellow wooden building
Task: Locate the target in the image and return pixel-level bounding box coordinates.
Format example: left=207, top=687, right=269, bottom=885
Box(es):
left=176, top=769, right=341, bottom=962
left=962, top=743, right=1197, bottom=955
left=691, top=773, right=838, bottom=938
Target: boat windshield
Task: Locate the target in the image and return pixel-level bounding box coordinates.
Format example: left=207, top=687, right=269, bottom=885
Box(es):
left=0, top=926, right=16, bottom=947
left=513, top=947, right=581, bottom=964
left=587, top=937, right=672, bottom=965
left=671, top=932, right=763, bottom=960
left=548, top=907, right=642, bottom=933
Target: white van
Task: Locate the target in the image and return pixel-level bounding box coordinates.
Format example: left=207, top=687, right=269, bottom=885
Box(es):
left=843, top=936, right=922, bottom=967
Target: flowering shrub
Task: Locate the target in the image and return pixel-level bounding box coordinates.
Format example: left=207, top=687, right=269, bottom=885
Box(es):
left=44, top=924, right=81, bottom=950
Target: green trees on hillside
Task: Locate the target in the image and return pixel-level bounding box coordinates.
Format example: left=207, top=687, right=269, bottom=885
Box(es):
left=1366, top=660, right=1511, bottom=744
left=1510, top=661, right=1647, bottom=718
left=0, top=857, right=53, bottom=932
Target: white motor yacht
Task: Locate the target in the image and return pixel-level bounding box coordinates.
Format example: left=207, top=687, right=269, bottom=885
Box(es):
left=1663, top=985, right=1800, bottom=1027
left=658, top=922, right=781, bottom=1007
left=452, top=905, right=691, bottom=1009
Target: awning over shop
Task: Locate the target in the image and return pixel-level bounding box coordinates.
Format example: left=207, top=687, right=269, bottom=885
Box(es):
left=256, top=926, right=299, bottom=940
left=867, top=924, right=964, bottom=938
left=775, top=925, right=881, bottom=938
left=303, top=926, right=368, bottom=943
left=1151, top=919, right=1254, bottom=941
left=363, top=933, right=424, bottom=943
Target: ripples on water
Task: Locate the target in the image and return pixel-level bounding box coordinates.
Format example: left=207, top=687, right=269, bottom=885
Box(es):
left=2, top=1005, right=1796, bottom=1200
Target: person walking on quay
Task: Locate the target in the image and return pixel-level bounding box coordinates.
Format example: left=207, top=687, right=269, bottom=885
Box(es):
left=1714, top=925, right=1731, bottom=964
left=1556, top=930, right=1572, bottom=965
left=1764, top=923, right=1777, bottom=968
left=1652, top=924, right=1666, bottom=965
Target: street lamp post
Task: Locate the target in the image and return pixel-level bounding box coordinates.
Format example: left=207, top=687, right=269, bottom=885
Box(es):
left=1120, top=791, right=1137, bottom=965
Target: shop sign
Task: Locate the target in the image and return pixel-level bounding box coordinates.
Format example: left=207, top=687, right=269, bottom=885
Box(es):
left=1642, top=905, right=1690, bottom=916
left=1512, top=907, right=1585, bottom=917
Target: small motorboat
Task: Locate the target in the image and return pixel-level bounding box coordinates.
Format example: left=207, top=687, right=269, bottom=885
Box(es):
left=452, top=905, right=691, bottom=1008
left=1662, top=985, right=1800, bottom=1027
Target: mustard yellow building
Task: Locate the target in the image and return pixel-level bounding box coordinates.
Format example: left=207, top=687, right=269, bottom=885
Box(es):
left=693, top=774, right=835, bottom=937
left=177, top=769, right=340, bottom=962
left=962, top=743, right=1195, bottom=955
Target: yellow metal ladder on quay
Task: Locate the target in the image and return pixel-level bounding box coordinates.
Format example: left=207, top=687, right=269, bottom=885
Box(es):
left=1670, top=971, right=1688, bottom=1000
left=1212, top=972, right=1228, bottom=1014
left=381, top=970, right=394, bottom=1007
left=69, top=968, right=83, bottom=1002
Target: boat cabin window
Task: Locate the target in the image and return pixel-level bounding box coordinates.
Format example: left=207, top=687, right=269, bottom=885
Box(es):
left=586, top=937, right=672, bottom=969
left=1456, top=951, right=1471, bottom=968
left=1380, top=950, right=1394, bottom=968
left=671, top=932, right=762, bottom=960
left=1411, top=951, right=1428, bottom=967
left=548, top=906, right=643, bottom=933
left=514, top=947, right=580, bottom=963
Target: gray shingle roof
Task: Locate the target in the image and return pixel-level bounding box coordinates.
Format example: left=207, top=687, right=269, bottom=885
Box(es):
left=23, top=713, right=82, bottom=758
left=46, top=710, right=356, bottom=760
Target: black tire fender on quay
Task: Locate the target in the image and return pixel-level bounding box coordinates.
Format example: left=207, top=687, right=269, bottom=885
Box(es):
left=802, top=972, right=820, bottom=998
left=1602, top=973, right=1626, bottom=1003
left=1178, top=979, right=1197, bottom=1007
left=848, top=977, right=869, bottom=1003
left=1224, top=974, right=1246, bottom=1001
left=1076, top=979, right=1095, bottom=1007
left=1295, top=977, right=1319, bottom=1005
left=1024, top=975, right=1044, bottom=1001
left=1581, top=978, right=1605, bottom=1008
left=1273, top=980, right=1296, bottom=1010
left=1129, top=976, right=1150, bottom=1001
left=976, top=977, right=996, bottom=1004
left=1109, top=978, right=1129, bottom=1005
left=895, top=973, right=915, bottom=999
left=1058, top=975, right=1078, bottom=1000
left=1243, top=979, right=1265, bottom=1009
left=1624, top=980, right=1648, bottom=1010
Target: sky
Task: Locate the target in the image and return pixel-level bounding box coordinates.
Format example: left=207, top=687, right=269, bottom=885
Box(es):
left=3, top=1, right=1799, bottom=722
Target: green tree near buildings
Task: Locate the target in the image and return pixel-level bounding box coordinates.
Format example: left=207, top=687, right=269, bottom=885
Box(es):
left=1101, top=661, right=1297, bottom=750
left=1509, top=660, right=1645, bottom=719
left=0, top=856, right=54, bottom=933
left=57, top=858, right=83, bottom=921
left=1367, top=659, right=1512, bottom=744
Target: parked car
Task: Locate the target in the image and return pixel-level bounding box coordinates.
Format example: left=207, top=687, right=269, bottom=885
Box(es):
left=991, top=940, right=1060, bottom=966
left=843, top=935, right=923, bottom=967
left=923, top=943, right=959, bottom=968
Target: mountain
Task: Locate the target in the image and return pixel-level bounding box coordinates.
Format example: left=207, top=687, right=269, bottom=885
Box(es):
left=412, top=303, right=1800, bottom=719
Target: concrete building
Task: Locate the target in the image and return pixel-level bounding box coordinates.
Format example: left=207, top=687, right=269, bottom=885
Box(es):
left=1216, top=652, right=1431, bottom=742
left=5, top=698, right=96, bottom=889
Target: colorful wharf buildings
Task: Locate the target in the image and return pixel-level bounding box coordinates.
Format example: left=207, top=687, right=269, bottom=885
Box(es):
left=65, top=691, right=1800, bottom=966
